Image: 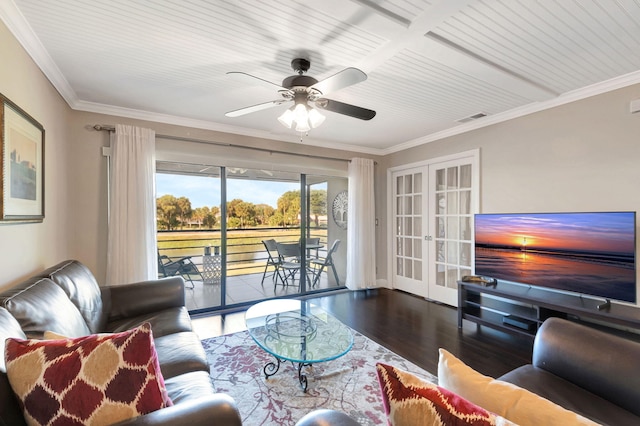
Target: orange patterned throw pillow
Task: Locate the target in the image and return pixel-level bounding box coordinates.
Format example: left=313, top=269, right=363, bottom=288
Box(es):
left=376, top=363, right=516, bottom=426
left=5, top=323, right=172, bottom=426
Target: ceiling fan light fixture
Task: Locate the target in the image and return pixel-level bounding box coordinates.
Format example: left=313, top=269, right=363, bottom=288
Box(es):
left=308, top=108, right=325, bottom=128
left=277, top=108, right=294, bottom=128
left=278, top=102, right=322, bottom=133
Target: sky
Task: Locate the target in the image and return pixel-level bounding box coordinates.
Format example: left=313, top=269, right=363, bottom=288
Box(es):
left=156, top=173, right=322, bottom=208
left=474, top=212, right=636, bottom=253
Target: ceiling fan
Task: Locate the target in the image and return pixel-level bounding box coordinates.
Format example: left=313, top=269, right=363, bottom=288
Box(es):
left=225, top=58, right=376, bottom=132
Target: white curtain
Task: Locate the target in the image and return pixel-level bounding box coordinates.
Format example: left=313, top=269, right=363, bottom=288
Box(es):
left=106, top=124, right=157, bottom=285
left=346, top=157, right=377, bottom=290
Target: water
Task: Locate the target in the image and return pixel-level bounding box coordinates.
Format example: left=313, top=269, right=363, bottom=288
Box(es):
left=475, top=247, right=636, bottom=303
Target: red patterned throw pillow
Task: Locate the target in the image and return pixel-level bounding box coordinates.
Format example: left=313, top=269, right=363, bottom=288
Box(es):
left=376, top=363, right=516, bottom=426
left=5, top=323, right=172, bottom=426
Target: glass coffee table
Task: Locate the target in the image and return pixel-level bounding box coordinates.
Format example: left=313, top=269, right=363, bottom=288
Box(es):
left=245, top=299, right=353, bottom=392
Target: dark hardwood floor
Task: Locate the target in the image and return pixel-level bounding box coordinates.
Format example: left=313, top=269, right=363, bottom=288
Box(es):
left=194, top=288, right=535, bottom=379
left=306, top=288, right=534, bottom=378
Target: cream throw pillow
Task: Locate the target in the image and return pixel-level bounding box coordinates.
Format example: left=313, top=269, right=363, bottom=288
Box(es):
left=437, top=348, right=600, bottom=426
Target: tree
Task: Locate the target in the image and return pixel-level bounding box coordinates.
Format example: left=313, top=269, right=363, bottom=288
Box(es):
left=276, top=190, right=301, bottom=227
left=176, top=197, right=192, bottom=229
left=309, top=189, right=327, bottom=227
left=156, top=195, right=180, bottom=230
left=255, top=204, right=275, bottom=225
left=204, top=206, right=219, bottom=228
left=191, top=207, right=206, bottom=229
left=227, top=198, right=257, bottom=228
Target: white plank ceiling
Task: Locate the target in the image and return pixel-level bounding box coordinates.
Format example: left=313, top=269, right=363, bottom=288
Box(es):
left=2, top=0, right=640, bottom=154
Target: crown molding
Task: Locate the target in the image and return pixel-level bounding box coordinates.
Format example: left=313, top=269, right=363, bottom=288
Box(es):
left=0, top=0, right=78, bottom=106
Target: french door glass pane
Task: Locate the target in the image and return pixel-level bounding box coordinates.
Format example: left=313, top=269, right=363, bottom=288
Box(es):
left=447, top=217, right=459, bottom=239
left=405, top=174, right=413, bottom=193
left=414, top=195, right=422, bottom=214
left=460, top=190, right=471, bottom=214
left=413, top=217, right=422, bottom=236
left=404, top=196, right=413, bottom=212
left=414, top=239, right=422, bottom=258
left=414, top=260, right=422, bottom=280
left=404, top=217, right=412, bottom=235
left=404, top=238, right=413, bottom=257
left=437, top=194, right=445, bottom=214
left=447, top=192, right=458, bottom=214
left=447, top=167, right=458, bottom=189
left=460, top=165, right=472, bottom=188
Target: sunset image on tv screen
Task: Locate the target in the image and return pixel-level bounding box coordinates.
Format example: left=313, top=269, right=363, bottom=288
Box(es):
left=474, top=212, right=636, bottom=303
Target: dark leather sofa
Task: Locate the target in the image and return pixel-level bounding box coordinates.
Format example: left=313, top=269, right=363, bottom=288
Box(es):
left=0, top=259, right=241, bottom=426
left=498, top=317, right=640, bottom=425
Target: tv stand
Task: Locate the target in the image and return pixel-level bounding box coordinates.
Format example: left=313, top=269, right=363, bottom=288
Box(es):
left=458, top=281, right=640, bottom=338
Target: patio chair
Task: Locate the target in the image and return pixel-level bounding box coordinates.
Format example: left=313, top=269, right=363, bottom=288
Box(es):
left=275, top=242, right=305, bottom=288
left=261, top=239, right=285, bottom=286
left=309, top=239, right=341, bottom=287
left=301, top=237, right=321, bottom=259
left=158, top=252, right=200, bottom=288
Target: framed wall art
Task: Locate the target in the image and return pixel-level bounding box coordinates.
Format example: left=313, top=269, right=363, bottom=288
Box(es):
left=0, top=93, right=45, bottom=223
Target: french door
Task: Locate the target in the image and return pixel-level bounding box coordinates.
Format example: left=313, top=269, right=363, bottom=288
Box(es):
left=391, top=152, right=477, bottom=306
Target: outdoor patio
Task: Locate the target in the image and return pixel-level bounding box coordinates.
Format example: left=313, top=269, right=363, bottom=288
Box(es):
left=184, top=271, right=337, bottom=312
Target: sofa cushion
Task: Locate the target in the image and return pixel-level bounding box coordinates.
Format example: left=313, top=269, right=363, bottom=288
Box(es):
left=5, top=323, right=172, bottom=426
left=437, top=348, right=599, bottom=426
left=376, top=362, right=515, bottom=426
left=0, top=278, right=91, bottom=339
left=105, top=306, right=193, bottom=338
left=41, top=260, right=107, bottom=333
left=163, top=371, right=215, bottom=405
left=153, top=332, right=210, bottom=379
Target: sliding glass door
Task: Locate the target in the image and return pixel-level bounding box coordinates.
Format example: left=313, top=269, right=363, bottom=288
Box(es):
left=156, top=162, right=347, bottom=313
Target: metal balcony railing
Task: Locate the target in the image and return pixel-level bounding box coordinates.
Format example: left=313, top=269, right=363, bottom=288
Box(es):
left=157, top=227, right=328, bottom=277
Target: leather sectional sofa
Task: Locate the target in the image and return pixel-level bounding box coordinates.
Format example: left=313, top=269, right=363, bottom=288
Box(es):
left=0, top=259, right=242, bottom=425
left=498, top=317, right=640, bottom=425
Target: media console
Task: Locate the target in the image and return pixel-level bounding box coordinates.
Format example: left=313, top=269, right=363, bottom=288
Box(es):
left=458, top=280, right=640, bottom=338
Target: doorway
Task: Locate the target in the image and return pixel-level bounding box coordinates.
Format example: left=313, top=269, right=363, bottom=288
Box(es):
left=389, top=151, right=478, bottom=306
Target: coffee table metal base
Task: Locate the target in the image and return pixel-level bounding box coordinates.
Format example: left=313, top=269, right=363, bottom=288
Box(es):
left=263, top=356, right=312, bottom=392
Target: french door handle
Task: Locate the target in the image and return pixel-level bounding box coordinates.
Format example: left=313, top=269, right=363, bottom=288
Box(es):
left=425, top=236, right=433, bottom=241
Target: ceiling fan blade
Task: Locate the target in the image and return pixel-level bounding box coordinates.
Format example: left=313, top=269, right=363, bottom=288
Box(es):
left=226, top=71, right=288, bottom=91
left=309, top=68, right=367, bottom=95
left=225, top=100, right=287, bottom=117
left=315, top=98, right=376, bottom=120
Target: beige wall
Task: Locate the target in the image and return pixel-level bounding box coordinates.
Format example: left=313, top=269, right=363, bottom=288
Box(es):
left=0, top=21, right=72, bottom=288
left=385, top=84, right=640, bottom=302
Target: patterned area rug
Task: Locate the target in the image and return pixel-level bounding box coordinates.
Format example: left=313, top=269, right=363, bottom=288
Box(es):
left=201, top=329, right=437, bottom=425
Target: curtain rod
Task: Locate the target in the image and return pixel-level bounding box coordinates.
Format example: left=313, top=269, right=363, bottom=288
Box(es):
left=92, top=124, right=355, bottom=163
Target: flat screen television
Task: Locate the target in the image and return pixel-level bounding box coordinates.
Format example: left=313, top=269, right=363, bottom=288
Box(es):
left=474, top=212, right=637, bottom=304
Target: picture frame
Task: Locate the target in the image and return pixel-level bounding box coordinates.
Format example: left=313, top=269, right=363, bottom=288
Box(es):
left=0, top=93, right=45, bottom=223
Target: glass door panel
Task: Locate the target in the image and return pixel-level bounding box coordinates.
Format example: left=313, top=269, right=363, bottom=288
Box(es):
left=392, top=168, right=427, bottom=297
left=225, top=168, right=301, bottom=305
left=429, top=160, right=474, bottom=306
left=156, top=162, right=223, bottom=312
left=307, top=174, right=348, bottom=288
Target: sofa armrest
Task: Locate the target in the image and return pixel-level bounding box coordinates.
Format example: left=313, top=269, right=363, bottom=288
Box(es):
left=112, top=394, right=241, bottom=426
left=295, top=409, right=361, bottom=426
left=102, top=277, right=186, bottom=321
left=533, top=317, right=640, bottom=417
